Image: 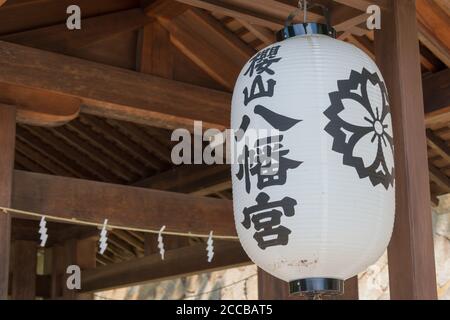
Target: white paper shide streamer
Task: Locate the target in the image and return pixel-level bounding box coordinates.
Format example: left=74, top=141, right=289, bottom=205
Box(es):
left=39, top=216, right=48, bottom=247
left=158, top=225, right=166, bottom=260
left=99, top=219, right=108, bottom=255
left=206, top=231, right=214, bottom=263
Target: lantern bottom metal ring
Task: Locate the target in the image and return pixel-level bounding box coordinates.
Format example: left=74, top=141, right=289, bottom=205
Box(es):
left=289, top=278, right=344, bottom=298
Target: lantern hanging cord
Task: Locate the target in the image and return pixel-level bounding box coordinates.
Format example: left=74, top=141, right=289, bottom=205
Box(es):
left=286, top=0, right=312, bottom=26
left=0, top=206, right=238, bottom=240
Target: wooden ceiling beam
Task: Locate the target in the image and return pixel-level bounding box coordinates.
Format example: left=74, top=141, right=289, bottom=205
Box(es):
left=332, top=0, right=388, bottom=11
left=429, top=164, right=450, bottom=194
left=0, top=0, right=140, bottom=36
left=136, top=21, right=174, bottom=78
left=12, top=170, right=236, bottom=238
left=416, top=0, right=450, bottom=68
left=144, top=0, right=190, bottom=20
left=426, top=129, right=450, bottom=164
left=236, top=18, right=275, bottom=46
left=423, top=69, right=450, bottom=127
left=1, top=9, right=152, bottom=53
left=81, top=241, right=250, bottom=293
left=340, top=0, right=450, bottom=68
left=173, top=0, right=318, bottom=30
left=0, top=40, right=231, bottom=130
left=159, top=8, right=255, bottom=90
left=134, top=164, right=230, bottom=194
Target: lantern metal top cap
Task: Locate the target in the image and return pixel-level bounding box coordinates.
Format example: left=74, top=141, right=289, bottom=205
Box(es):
left=276, top=22, right=336, bottom=41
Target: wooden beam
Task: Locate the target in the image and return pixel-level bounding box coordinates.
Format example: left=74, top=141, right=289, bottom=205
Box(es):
left=0, top=0, right=6, bottom=8
left=135, top=164, right=231, bottom=195
left=332, top=0, right=388, bottom=11
left=0, top=0, right=139, bottom=36
left=374, top=0, right=437, bottom=300
left=416, top=0, right=450, bottom=67
left=81, top=241, right=250, bottom=292
left=1, top=9, right=152, bottom=53
left=0, top=104, right=16, bottom=299
left=236, top=18, right=275, bottom=46
left=136, top=22, right=174, bottom=78
left=160, top=9, right=254, bottom=90
left=144, top=0, right=190, bottom=20
left=11, top=240, right=37, bottom=300
left=0, top=40, right=230, bottom=130
left=12, top=170, right=236, bottom=238
left=428, top=164, right=450, bottom=194
left=424, top=69, right=450, bottom=127
left=174, top=0, right=324, bottom=30
left=426, top=129, right=450, bottom=164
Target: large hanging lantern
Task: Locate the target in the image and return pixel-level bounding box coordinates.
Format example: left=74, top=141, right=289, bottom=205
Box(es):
left=231, top=3, right=395, bottom=298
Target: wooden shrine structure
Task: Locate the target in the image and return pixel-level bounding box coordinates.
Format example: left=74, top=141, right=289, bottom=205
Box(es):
left=0, top=0, right=447, bottom=300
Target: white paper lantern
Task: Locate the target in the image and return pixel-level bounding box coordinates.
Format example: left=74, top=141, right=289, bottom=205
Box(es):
left=231, top=24, right=395, bottom=296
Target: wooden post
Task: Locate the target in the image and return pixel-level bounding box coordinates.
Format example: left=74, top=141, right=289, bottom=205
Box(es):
left=0, top=104, right=16, bottom=299
left=258, top=268, right=303, bottom=300
left=11, top=240, right=37, bottom=299
left=51, top=238, right=97, bottom=300
left=337, top=276, right=359, bottom=300
left=374, top=0, right=437, bottom=299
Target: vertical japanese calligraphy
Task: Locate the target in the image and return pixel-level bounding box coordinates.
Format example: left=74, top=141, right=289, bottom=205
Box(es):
left=235, top=45, right=303, bottom=250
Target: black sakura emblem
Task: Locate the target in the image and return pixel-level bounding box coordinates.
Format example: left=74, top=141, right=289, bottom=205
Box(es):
left=324, top=68, right=394, bottom=189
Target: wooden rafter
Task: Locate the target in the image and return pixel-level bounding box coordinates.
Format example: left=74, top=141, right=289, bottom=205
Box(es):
left=424, top=69, right=450, bottom=127
left=416, top=0, right=450, bottom=67
left=159, top=8, right=255, bottom=90
left=332, top=0, right=388, bottom=11
left=144, top=0, right=190, bottom=20
left=1, top=9, right=152, bottom=53
left=0, top=0, right=140, bottom=36
left=174, top=0, right=323, bottom=30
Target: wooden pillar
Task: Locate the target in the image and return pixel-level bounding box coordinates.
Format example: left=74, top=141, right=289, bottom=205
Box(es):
left=258, top=268, right=297, bottom=300
left=11, top=240, right=37, bottom=299
left=337, top=276, right=359, bottom=300
left=51, top=238, right=97, bottom=300
left=258, top=269, right=358, bottom=300
left=0, top=104, right=16, bottom=299
left=374, top=0, right=437, bottom=299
